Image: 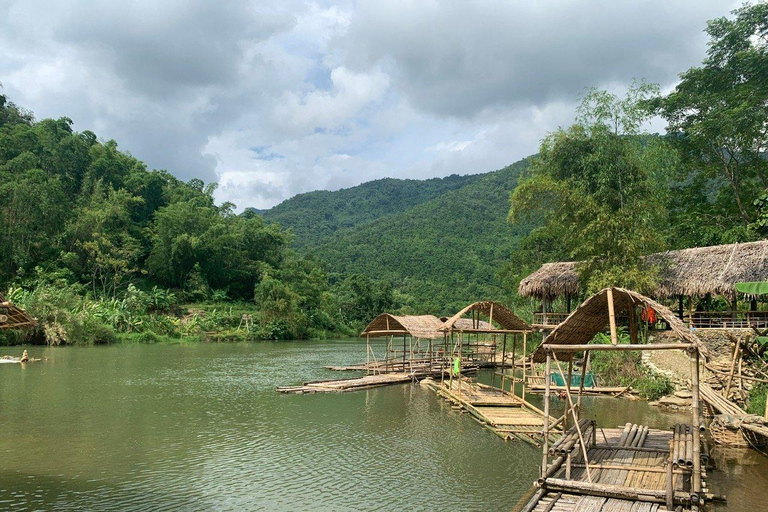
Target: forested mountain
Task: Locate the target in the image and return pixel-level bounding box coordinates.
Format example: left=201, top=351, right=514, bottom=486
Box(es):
left=261, top=174, right=483, bottom=249
left=258, top=159, right=533, bottom=315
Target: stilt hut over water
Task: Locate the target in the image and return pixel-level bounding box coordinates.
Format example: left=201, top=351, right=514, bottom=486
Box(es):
left=360, top=314, right=443, bottom=375
left=519, top=240, right=768, bottom=329
left=517, top=287, right=714, bottom=512
left=0, top=293, right=36, bottom=330
left=440, top=301, right=533, bottom=398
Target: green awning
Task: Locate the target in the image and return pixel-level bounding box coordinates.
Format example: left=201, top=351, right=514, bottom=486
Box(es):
left=735, top=282, right=768, bottom=296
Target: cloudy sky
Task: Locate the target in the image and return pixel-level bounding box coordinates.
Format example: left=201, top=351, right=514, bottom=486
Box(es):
left=0, top=0, right=738, bottom=209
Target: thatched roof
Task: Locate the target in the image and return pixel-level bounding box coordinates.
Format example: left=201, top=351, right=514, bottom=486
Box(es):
left=649, top=240, right=768, bottom=298
left=518, top=240, right=768, bottom=300
left=0, top=293, right=36, bottom=329
left=518, top=262, right=579, bottom=301
left=532, top=287, right=708, bottom=363
left=361, top=313, right=443, bottom=339
left=441, top=301, right=532, bottom=332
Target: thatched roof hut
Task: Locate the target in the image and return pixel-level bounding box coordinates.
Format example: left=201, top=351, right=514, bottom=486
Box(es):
left=532, top=287, right=708, bottom=363
left=361, top=313, right=443, bottom=339
left=518, top=262, right=579, bottom=301
left=518, top=240, right=768, bottom=300
left=441, top=301, right=532, bottom=333
left=0, top=293, right=35, bottom=330
left=649, top=240, right=768, bottom=298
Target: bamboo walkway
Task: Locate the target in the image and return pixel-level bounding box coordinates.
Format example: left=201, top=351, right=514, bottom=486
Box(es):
left=276, top=373, right=418, bottom=394
left=421, top=377, right=557, bottom=444
left=517, top=422, right=716, bottom=512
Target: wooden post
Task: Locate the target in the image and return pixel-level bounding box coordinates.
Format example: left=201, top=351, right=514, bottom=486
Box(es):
left=403, top=334, right=406, bottom=369
left=542, top=349, right=551, bottom=478
left=607, top=288, right=618, bottom=345
left=522, top=331, right=527, bottom=402
left=665, top=443, right=674, bottom=511
left=565, top=359, right=573, bottom=431
left=366, top=335, right=371, bottom=376
left=501, top=334, right=507, bottom=392
left=628, top=305, right=638, bottom=344
left=725, top=335, right=742, bottom=398
left=577, top=351, right=589, bottom=419
left=690, top=348, right=702, bottom=495
left=678, top=295, right=684, bottom=319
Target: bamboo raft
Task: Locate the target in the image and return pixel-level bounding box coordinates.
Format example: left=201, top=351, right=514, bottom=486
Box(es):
left=527, top=375, right=634, bottom=397
left=518, top=422, right=716, bottom=512
left=276, top=373, right=417, bottom=394
left=421, top=377, right=558, bottom=444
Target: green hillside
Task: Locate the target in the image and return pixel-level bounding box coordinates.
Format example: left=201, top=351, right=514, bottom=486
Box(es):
left=261, top=174, right=482, bottom=248
left=300, top=159, right=533, bottom=315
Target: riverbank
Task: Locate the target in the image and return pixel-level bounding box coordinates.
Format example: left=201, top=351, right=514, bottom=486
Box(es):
left=0, top=290, right=355, bottom=347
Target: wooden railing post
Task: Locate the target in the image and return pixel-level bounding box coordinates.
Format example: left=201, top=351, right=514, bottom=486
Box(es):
left=607, top=288, right=618, bottom=345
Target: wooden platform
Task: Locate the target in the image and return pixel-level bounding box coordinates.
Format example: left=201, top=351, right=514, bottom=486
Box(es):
left=526, top=375, right=634, bottom=397
left=517, top=423, right=715, bottom=512
left=421, top=377, right=558, bottom=444
left=276, top=373, right=416, bottom=394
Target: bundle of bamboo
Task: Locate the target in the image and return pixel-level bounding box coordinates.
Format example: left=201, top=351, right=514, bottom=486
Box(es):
left=549, top=419, right=594, bottom=455
left=616, top=422, right=651, bottom=448
left=672, top=424, right=695, bottom=468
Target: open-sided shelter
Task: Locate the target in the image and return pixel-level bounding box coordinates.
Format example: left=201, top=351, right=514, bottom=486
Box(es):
left=360, top=314, right=443, bottom=375
left=440, top=301, right=533, bottom=397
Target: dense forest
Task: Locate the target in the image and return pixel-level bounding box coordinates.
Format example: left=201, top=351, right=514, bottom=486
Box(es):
left=0, top=3, right=765, bottom=345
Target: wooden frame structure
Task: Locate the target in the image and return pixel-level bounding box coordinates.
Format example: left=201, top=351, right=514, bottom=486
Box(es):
left=518, top=287, right=714, bottom=512
left=0, top=293, right=35, bottom=330
left=360, top=313, right=444, bottom=375
left=439, top=301, right=533, bottom=398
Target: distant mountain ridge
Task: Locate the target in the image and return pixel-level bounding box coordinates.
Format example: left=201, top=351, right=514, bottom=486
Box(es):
left=259, top=159, right=533, bottom=314
left=261, top=174, right=482, bottom=248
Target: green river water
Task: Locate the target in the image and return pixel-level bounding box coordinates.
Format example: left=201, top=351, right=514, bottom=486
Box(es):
left=0, top=340, right=765, bottom=511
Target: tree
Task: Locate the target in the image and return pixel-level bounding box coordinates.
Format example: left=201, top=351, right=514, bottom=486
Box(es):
left=509, top=83, right=673, bottom=293
left=652, top=2, right=768, bottom=229
left=64, top=183, right=143, bottom=297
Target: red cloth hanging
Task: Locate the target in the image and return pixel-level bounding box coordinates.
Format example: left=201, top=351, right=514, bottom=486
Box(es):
left=641, top=306, right=657, bottom=324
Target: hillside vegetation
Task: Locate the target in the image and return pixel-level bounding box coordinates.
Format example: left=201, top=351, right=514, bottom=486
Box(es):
left=261, top=174, right=482, bottom=249
left=308, top=160, right=533, bottom=315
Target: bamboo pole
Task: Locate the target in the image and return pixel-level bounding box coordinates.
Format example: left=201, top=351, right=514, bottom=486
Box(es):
left=577, top=351, right=589, bottom=419
left=552, top=353, right=592, bottom=483
left=522, top=331, right=527, bottom=402
left=691, top=348, right=702, bottom=495
left=543, top=343, right=691, bottom=353
left=542, top=350, right=551, bottom=478
left=607, top=288, right=618, bottom=345
left=725, top=335, right=741, bottom=398
left=542, top=478, right=690, bottom=505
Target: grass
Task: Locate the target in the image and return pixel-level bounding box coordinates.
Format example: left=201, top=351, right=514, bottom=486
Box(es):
left=588, top=330, right=675, bottom=401
left=747, top=383, right=768, bottom=416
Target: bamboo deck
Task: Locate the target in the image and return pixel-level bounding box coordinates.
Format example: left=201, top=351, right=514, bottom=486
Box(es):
left=421, top=377, right=558, bottom=444
left=526, top=375, right=634, bottom=397
left=517, top=423, right=713, bottom=512
left=276, top=373, right=416, bottom=394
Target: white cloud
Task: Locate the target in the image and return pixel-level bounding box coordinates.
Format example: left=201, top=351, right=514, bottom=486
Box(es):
left=0, top=0, right=741, bottom=209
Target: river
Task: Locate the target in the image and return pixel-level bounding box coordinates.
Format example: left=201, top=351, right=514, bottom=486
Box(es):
left=0, top=340, right=765, bottom=511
